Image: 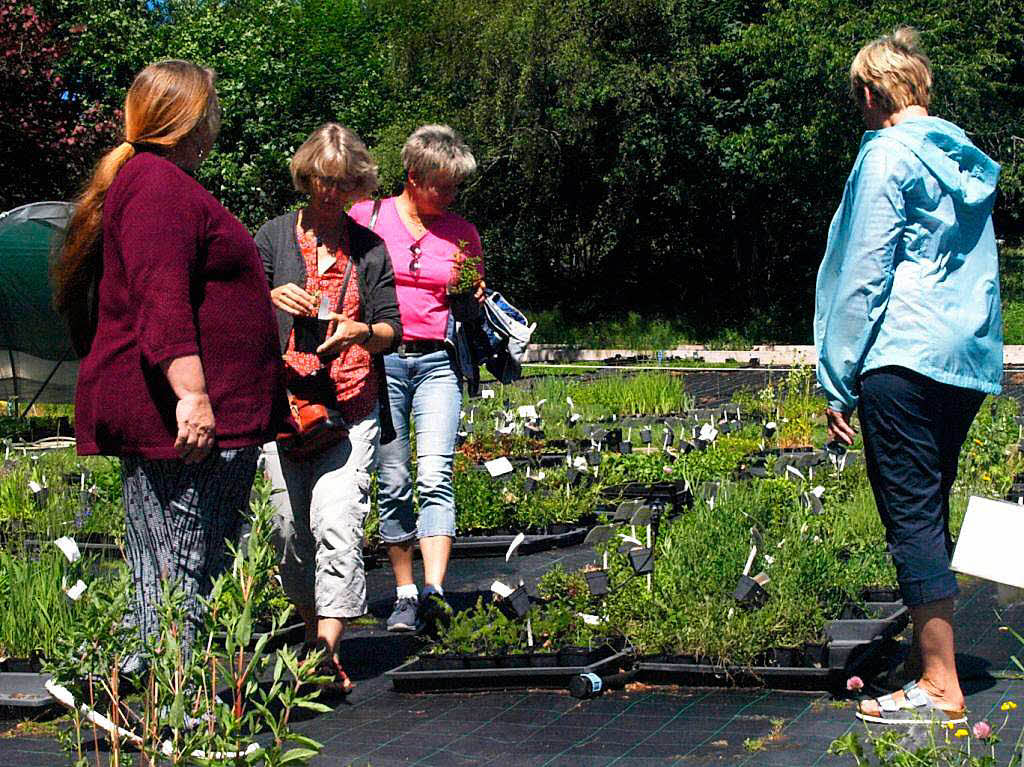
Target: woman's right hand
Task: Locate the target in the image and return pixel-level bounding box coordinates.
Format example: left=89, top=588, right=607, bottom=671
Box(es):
left=271, top=283, right=317, bottom=316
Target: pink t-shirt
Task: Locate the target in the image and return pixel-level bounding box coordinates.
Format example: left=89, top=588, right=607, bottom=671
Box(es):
left=349, top=197, right=483, bottom=341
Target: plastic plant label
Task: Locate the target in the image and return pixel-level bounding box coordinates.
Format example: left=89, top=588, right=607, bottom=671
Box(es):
left=811, top=485, right=825, bottom=498
left=518, top=405, right=538, bottom=419
left=485, top=457, right=514, bottom=477
left=28, top=480, right=43, bottom=493
left=785, top=464, right=805, bottom=481
left=481, top=389, right=495, bottom=399
left=505, top=532, right=526, bottom=562
left=578, top=613, right=601, bottom=626
left=54, top=536, right=81, bottom=563
left=317, top=292, right=332, bottom=320
left=65, top=579, right=87, bottom=601
left=698, top=423, right=718, bottom=442
left=490, top=580, right=514, bottom=598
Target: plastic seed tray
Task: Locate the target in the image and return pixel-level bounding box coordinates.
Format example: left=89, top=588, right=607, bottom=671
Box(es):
left=387, top=645, right=632, bottom=693
left=636, top=600, right=909, bottom=693
left=0, top=672, right=53, bottom=708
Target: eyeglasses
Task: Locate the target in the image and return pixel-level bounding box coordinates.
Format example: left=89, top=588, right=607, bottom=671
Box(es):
left=409, top=243, right=422, bottom=275
left=315, top=176, right=359, bottom=193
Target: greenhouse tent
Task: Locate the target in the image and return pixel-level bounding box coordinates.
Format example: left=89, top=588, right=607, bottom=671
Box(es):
left=0, top=201, right=78, bottom=410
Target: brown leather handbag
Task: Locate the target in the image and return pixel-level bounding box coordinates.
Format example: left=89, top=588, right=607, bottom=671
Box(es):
left=276, top=388, right=349, bottom=459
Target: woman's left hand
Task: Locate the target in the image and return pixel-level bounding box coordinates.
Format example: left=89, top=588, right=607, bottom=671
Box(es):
left=317, top=313, right=366, bottom=356
left=475, top=279, right=487, bottom=304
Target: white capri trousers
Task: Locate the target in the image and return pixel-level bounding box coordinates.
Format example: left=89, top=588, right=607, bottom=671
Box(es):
left=262, top=408, right=379, bottom=619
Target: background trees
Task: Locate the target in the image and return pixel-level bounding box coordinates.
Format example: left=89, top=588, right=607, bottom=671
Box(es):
left=5, top=0, right=1023, bottom=341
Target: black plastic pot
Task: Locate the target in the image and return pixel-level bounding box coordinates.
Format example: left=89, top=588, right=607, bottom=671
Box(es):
left=758, top=647, right=802, bottom=668
left=499, top=585, right=532, bottom=619
left=733, top=575, right=768, bottom=609
left=586, top=450, right=601, bottom=466
left=606, top=428, right=622, bottom=447
left=498, top=654, right=532, bottom=668
left=558, top=646, right=592, bottom=667
left=802, top=642, right=829, bottom=668
left=640, top=428, right=652, bottom=444
left=465, top=655, right=498, bottom=670
left=529, top=653, right=559, bottom=668
left=619, top=440, right=633, bottom=454
left=861, top=587, right=900, bottom=603
left=628, top=547, right=654, bottom=575
left=585, top=570, right=610, bottom=597
left=448, top=292, right=480, bottom=322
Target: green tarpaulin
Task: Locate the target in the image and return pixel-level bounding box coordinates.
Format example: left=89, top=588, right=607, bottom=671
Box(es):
left=0, top=201, right=78, bottom=405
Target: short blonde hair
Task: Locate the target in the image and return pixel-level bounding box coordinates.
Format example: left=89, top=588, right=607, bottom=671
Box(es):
left=401, top=124, right=477, bottom=187
left=290, top=123, right=378, bottom=198
left=850, top=27, right=932, bottom=114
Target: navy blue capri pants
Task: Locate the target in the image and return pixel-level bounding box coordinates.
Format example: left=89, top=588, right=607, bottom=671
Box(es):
left=858, top=367, right=984, bottom=608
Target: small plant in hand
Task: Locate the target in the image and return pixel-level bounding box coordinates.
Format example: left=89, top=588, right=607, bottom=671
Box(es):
left=448, top=239, right=482, bottom=295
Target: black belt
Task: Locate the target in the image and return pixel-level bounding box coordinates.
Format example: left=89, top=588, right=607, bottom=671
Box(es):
left=395, top=340, right=447, bottom=356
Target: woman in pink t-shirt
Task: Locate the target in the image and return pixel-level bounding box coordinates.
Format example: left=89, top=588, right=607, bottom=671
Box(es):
left=350, top=124, right=484, bottom=633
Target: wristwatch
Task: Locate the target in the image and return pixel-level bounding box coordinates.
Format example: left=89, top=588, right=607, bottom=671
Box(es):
left=362, top=322, right=375, bottom=345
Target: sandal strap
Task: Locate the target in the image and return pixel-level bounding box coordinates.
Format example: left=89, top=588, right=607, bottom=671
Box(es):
left=877, top=694, right=901, bottom=712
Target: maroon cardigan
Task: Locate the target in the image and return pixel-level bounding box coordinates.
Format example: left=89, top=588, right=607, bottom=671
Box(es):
left=75, top=152, right=286, bottom=458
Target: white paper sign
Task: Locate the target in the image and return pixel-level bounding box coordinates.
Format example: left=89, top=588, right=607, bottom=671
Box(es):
left=578, top=613, right=601, bottom=626
left=952, top=496, right=1024, bottom=588
left=485, top=457, right=514, bottom=477
left=54, top=536, right=81, bottom=563
left=481, top=389, right=495, bottom=399
left=518, top=405, right=539, bottom=419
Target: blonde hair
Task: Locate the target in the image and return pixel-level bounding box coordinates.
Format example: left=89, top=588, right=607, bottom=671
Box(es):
left=54, top=60, right=219, bottom=355
left=401, top=124, right=477, bottom=187
left=850, top=26, right=932, bottom=114
left=290, top=123, right=379, bottom=198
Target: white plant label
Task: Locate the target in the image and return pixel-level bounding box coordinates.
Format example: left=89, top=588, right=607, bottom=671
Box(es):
left=481, top=389, right=495, bottom=399
left=485, top=457, right=515, bottom=477
left=54, top=536, right=81, bottom=563
left=490, top=580, right=514, bottom=598
left=65, top=579, right=87, bottom=601
left=518, top=405, right=538, bottom=419
left=578, top=613, right=601, bottom=626
left=785, top=464, right=805, bottom=481
left=505, top=532, right=526, bottom=562
left=28, top=480, right=43, bottom=493
left=699, top=423, right=718, bottom=442
left=811, top=485, right=825, bottom=498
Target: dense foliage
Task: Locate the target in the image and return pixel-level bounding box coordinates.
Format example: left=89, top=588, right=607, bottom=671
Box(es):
left=4, top=0, right=1021, bottom=338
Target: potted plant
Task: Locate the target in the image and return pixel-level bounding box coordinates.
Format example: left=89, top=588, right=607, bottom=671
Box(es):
left=447, top=240, right=482, bottom=322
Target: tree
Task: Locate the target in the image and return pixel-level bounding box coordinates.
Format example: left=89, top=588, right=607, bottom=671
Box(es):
left=0, top=0, right=118, bottom=210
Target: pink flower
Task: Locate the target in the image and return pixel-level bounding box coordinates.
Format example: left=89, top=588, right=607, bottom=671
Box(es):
left=846, top=676, right=864, bottom=692
left=973, top=721, right=992, bottom=739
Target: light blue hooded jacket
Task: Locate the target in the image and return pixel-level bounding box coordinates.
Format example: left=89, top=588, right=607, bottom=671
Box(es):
left=814, top=116, right=1002, bottom=414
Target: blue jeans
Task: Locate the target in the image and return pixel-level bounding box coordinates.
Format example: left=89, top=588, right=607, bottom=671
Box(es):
left=858, top=366, right=984, bottom=607
left=377, top=350, right=461, bottom=542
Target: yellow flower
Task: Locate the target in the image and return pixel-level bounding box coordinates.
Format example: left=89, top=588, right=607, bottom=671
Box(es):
left=945, top=721, right=956, bottom=730
left=1001, top=701, right=1017, bottom=711
left=954, top=729, right=969, bottom=738
left=983, top=474, right=991, bottom=482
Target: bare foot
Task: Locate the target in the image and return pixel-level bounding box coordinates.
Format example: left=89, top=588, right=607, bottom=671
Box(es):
left=857, top=680, right=965, bottom=718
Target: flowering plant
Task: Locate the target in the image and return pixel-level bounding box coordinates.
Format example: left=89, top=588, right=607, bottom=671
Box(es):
left=448, top=239, right=482, bottom=295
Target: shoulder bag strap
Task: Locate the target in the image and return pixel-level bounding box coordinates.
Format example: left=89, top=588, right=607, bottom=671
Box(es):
left=367, top=198, right=382, bottom=231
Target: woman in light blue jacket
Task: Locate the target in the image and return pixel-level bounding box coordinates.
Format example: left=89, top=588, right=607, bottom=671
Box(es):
left=815, top=27, right=1002, bottom=725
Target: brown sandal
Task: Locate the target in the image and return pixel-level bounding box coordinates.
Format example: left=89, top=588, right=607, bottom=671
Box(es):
left=315, top=642, right=355, bottom=697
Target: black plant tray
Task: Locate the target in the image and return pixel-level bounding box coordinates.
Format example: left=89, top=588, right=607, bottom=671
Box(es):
left=448, top=526, right=589, bottom=558
left=600, top=481, right=692, bottom=511
left=636, top=601, right=908, bottom=693
left=387, top=647, right=632, bottom=693
left=0, top=672, right=53, bottom=708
